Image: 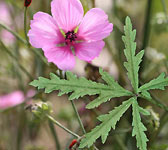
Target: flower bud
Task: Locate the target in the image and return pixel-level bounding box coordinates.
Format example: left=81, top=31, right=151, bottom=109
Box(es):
left=69, top=139, right=77, bottom=150
left=24, top=0, right=32, bottom=7
left=27, top=102, right=52, bottom=120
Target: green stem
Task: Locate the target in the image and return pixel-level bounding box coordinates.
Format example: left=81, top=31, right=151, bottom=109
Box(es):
left=59, top=69, right=63, bottom=79
left=142, top=0, right=153, bottom=50
left=140, top=0, right=153, bottom=74
left=70, top=100, right=86, bottom=134
left=46, top=114, right=80, bottom=138
left=150, top=93, right=168, bottom=111
left=24, top=7, right=29, bottom=45
left=0, top=23, right=48, bottom=65
left=140, top=88, right=168, bottom=112
left=48, top=121, right=61, bottom=150
left=16, top=109, right=27, bottom=150
left=31, top=47, right=48, bottom=65
left=114, top=135, right=127, bottom=150
left=0, top=41, right=33, bottom=80
left=161, top=0, right=168, bottom=23
left=47, top=115, right=99, bottom=150
left=0, top=23, right=27, bottom=44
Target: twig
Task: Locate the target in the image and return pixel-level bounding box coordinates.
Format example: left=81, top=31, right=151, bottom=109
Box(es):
left=0, top=23, right=27, bottom=44
left=70, top=100, right=86, bottom=134
left=47, top=114, right=80, bottom=138
left=48, top=121, right=61, bottom=150
left=24, top=7, right=29, bottom=45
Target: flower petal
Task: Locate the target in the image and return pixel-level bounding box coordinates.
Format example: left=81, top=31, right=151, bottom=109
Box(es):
left=0, top=91, right=24, bottom=110
left=43, top=45, right=75, bottom=70
left=75, top=40, right=105, bottom=61
left=28, top=12, right=63, bottom=48
left=51, top=0, right=84, bottom=32
left=77, top=8, right=113, bottom=41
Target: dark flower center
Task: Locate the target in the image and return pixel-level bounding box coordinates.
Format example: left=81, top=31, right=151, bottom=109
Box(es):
left=65, top=30, right=77, bottom=44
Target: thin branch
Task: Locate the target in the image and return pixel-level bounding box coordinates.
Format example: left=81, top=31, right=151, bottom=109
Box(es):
left=0, top=41, right=33, bottom=80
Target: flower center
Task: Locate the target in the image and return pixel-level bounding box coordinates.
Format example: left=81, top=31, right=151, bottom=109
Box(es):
left=65, top=30, right=77, bottom=44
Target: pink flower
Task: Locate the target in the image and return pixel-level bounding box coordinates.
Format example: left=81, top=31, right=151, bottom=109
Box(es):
left=0, top=2, right=11, bottom=25
left=28, top=0, right=113, bottom=70
left=0, top=2, right=15, bottom=45
left=0, top=90, right=35, bottom=110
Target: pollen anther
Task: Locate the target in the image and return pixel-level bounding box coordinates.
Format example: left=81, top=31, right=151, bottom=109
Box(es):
left=65, top=30, right=77, bottom=44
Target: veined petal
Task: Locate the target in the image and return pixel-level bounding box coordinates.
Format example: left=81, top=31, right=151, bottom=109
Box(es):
left=75, top=41, right=105, bottom=61
left=77, top=8, right=113, bottom=41
left=28, top=12, right=64, bottom=48
left=43, top=45, right=76, bottom=71
left=51, top=0, right=84, bottom=32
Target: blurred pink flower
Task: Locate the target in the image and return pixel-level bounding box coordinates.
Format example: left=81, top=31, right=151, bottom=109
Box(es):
left=28, top=0, right=113, bottom=70
left=0, top=2, right=12, bottom=25
left=0, top=90, right=35, bottom=110
left=0, top=2, right=15, bottom=45
left=0, top=30, right=15, bottom=45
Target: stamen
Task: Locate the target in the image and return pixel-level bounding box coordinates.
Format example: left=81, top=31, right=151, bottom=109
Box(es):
left=65, top=30, right=77, bottom=44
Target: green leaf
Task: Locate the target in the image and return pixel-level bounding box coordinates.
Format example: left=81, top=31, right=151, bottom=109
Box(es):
left=140, top=90, right=152, bottom=100
left=86, top=69, right=132, bottom=109
left=139, top=106, right=150, bottom=116
left=139, top=73, right=168, bottom=92
left=30, top=69, right=132, bottom=108
left=132, top=99, right=148, bottom=150
left=99, top=68, right=125, bottom=90
left=122, top=16, right=144, bottom=93
left=79, top=98, right=134, bottom=148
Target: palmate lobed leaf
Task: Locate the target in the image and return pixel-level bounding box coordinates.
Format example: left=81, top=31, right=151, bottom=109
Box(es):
left=139, top=72, right=168, bottom=92
left=122, top=16, right=144, bottom=94
left=132, top=98, right=148, bottom=150
left=30, top=69, right=132, bottom=108
left=79, top=98, right=134, bottom=148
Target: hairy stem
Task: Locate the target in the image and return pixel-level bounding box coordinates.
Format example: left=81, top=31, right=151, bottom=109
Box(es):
left=70, top=100, right=86, bottom=134
left=47, top=114, right=99, bottom=150
left=24, top=7, right=29, bottom=45
left=47, top=114, right=80, bottom=138
left=142, top=0, right=153, bottom=50
left=48, top=121, right=61, bottom=150
left=140, top=0, right=153, bottom=74
left=0, top=23, right=26, bottom=44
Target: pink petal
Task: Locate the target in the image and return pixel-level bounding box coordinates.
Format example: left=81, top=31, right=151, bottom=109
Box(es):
left=1, top=30, right=15, bottom=45
left=28, top=12, right=64, bottom=48
left=51, top=0, right=84, bottom=32
left=26, top=90, right=36, bottom=98
left=75, top=40, right=105, bottom=61
left=77, top=8, right=113, bottom=41
left=0, top=2, right=12, bottom=25
left=0, top=91, right=24, bottom=110
left=43, top=45, right=75, bottom=70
